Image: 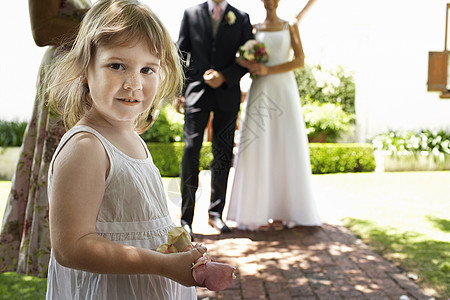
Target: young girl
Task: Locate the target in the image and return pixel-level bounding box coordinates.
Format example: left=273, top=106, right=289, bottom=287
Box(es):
left=45, top=0, right=206, bottom=299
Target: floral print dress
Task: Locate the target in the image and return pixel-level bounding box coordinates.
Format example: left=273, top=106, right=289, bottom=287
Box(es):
left=0, top=0, right=91, bottom=277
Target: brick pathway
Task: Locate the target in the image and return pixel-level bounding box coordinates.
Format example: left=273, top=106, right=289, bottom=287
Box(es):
left=192, top=224, right=431, bottom=300
left=162, top=171, right=434, bottom=300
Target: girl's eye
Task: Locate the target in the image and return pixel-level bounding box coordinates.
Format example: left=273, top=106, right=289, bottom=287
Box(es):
left=110, top=63, right=124, bottom=70
left=141, top=67, right=154, bottom=75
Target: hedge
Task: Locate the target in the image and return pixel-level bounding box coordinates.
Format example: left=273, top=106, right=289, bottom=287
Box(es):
left=309, top=143, right=375, bottom=174
left=0, top=120, right=28, bottom=147
left=148, top=142, right=213, bottom=177
left=148, top=142, right=375, bottom=177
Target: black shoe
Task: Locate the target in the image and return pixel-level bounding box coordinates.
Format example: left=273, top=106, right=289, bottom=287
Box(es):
left=208, top=217, right=232, bottom=233
left=182, top=224, right=194, bottom=241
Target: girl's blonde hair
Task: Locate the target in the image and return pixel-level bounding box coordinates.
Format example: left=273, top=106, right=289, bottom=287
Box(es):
left=47, top=0, right=183, bottom=133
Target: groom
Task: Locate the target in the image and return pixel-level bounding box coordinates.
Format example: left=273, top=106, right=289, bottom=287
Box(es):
left=176, top=0, right=253, bottom=236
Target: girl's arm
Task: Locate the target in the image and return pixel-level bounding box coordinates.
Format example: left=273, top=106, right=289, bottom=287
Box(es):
left=49, top=133, right=205, bottom=286
left=249, top=22, right=305, bottom=76
left=28, top=0, right=86, bottom=47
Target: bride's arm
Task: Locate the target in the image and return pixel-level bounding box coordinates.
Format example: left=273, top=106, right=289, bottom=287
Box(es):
left=234, top=24, right=258, bottom=69
left=236, top=57, right=256, bottom=69
left=249, top=22, right=304, bottom=76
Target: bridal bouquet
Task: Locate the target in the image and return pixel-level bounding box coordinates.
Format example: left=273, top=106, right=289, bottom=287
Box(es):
left=239, top=39, right=269, bottom=63
left=157, top=227, right=236, bottom=291
left=239, top=39, right=269, bottom=78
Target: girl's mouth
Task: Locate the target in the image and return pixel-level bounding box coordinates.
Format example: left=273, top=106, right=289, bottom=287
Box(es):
left=118, top=98, right=140, bottom=103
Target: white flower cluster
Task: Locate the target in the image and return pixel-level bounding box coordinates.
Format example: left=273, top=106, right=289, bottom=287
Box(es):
left=226, top=11, right=236, bottom=25
left=240, top=40, right=259, bottom=61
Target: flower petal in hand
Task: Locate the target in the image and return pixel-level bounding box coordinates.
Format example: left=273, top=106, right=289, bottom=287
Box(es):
left=192, top=260, right=237, bottom=291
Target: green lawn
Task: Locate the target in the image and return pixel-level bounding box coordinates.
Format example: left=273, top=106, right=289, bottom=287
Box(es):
left=312, top=171, right=450, bottom=298
left=0, top=172, right=449, bottom=298
left=0, top=272, right=46, bottom=300
left=0, top=182, right=48, bottom=300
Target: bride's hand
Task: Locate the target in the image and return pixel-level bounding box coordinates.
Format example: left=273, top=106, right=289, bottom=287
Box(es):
left=249, top=63, right=269, bottom=76
left=236, top=57, right=256, bottom=69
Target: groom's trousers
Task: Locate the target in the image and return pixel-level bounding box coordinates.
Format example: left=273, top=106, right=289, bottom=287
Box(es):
left=180, top=97, right=238, bottom=227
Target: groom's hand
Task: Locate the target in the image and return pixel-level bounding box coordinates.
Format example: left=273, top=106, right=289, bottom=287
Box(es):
left=203, top=69, right=225, bottom=88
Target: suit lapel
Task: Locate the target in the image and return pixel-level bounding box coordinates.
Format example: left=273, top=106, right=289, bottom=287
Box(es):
left=215, top=4, right=230, bottom=40
left=201, top=3, right=214, bottom=40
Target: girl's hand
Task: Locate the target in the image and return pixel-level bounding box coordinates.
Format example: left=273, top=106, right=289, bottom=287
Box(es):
left=161, top=245, right=207, bottom=287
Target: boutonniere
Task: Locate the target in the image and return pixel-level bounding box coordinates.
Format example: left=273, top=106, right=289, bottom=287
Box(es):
left=225, top=11, right=236, bottom=25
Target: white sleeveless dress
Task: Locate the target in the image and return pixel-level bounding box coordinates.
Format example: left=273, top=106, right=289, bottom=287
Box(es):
left=46, top=125, right=196, bottom=300
left=227, top=24, right=322, bottom=230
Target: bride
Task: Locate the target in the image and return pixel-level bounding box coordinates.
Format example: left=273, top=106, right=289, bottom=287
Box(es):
left=227, top=0, right=321, bottom=231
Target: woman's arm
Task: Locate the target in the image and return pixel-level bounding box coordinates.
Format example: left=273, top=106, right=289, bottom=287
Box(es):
left=249, top=22, right=305, bottom=76
left=296, top=0, right=317, bottom=23
left=28, top=0, right=86, bottom=46
left=236, top=57, right=256, bottom=69
left=235, top=24, right=257, bottom=69
left=49, top=133, right=205, bottom=286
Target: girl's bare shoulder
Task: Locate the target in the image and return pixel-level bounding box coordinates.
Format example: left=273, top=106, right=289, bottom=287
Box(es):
left=54, top=131, right=108, bottom=170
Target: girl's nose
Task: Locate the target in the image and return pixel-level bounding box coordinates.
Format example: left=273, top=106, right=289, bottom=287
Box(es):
left=123, top=73, right=143, bottom=91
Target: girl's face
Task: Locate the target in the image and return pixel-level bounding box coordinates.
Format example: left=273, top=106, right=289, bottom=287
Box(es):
left=85, top=38, right=161, bottom=125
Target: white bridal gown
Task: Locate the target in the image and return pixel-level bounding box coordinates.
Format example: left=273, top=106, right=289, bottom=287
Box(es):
left=227, top=23, right=322, bottom=230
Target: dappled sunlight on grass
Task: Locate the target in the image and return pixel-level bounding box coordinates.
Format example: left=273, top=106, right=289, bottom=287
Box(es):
left=343, top=217, right=450, bottom=298
left=426, top=215, right=450, bottom=233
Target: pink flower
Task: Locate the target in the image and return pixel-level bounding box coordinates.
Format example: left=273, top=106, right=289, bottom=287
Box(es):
left=157, top=227, right=237, bottom=291
left=192, top=253, right=236, bottom=291
left=239, top=40, right=269, bottom=64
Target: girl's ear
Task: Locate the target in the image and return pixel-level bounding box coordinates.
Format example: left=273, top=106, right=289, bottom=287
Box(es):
left=80, top=74, right=88, bottom=84
left=80, top=75, right=90, bottom=93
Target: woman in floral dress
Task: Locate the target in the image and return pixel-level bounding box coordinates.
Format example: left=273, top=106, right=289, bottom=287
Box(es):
left=0, top=0, right=91, bottom=277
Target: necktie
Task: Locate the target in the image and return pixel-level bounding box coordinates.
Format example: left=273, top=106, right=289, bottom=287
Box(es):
left=212, top=4, right=222, bottom=22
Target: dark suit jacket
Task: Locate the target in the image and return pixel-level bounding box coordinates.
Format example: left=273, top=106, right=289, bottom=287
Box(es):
left=177, top=2, right=253, bottom=112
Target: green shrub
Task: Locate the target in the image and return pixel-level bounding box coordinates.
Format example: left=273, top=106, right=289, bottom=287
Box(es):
left=0, top=120, right=28, bottom=147
left=140, top=105, right=184, bottom=143
left=148, top=142, right=375, bottom=176
left=372, top=129, right=450, bottom=162
left=309, top=143, right=376, bottom=174
left=295, top=64, right=355, bottom=114
left=295, top=64, right=356, bottom=142
left=148, top=142, right=212, bottom=177
left=303, top=102, right=355, bottom=142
